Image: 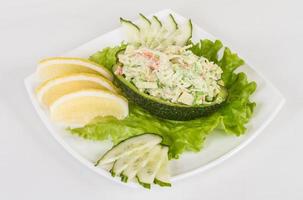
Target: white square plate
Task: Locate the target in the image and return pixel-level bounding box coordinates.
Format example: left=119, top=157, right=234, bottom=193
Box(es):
left=24, top=9, right=285, bottom=187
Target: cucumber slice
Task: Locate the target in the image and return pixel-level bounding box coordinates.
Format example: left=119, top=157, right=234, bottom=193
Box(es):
left=155, top=14, right=181, bottom=49
left=151, top=16, right=162, bottom=28
left=136, top=145, right=164, bottom=185
left=120, top=174, right=128, bottom=183
left=154, top=146, right=171, bottom=187
left=175, top=19, right=193, bottom=46
left=102, top=162, right=114, bottom=171
left=154, top=179, right=171, bottom=187
left=166, top=14, right=178, bottom=32
left=148, top=16, right=167, bottom=49
left=109, top=162, right=117, bottom=177
left=138, top=13, right=152, bottom=46
left=148, top=14, right=179, bottom=49
left=110, top=153, right=134, bottom=176
left=168, top=14, right=178, bottom=30
left=120, top=17, right=140, bottom=44
left=120, top=13, right=192, bottom=50
left=111, top=147, right=151, bottom=177
left=120, top=148, right=152, bottom=181
left=136, top=176, right=151, bottom=189
left=95, top=134, right=162, bottom=166
left=139, top=13, right=151, bottom=26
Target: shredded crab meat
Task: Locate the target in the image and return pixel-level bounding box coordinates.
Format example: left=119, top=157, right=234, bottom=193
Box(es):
left=118, top=45, right=223, bottom=105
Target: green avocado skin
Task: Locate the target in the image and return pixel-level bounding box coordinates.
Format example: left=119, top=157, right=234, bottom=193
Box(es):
left=114, top=76, right=224, bottom=121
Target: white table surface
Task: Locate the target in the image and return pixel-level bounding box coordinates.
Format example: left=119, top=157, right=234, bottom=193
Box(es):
left=1, top=0, right=302, bottom=199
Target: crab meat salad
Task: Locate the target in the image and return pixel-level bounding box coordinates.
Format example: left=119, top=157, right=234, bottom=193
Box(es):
left=116, top=45, right=224, bottom=106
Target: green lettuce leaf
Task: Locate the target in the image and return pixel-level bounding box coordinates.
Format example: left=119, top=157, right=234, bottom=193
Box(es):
left=218, top=47, right=245, bottom=87
left=219, top=72, right=256, bottom=135
left=70, top=40, right=257, bottom=159
left=189, top=39, right=223, bottom=63
left=89, top=43, right=126, bottom=70
left=71, top=105, right=220, bottom=159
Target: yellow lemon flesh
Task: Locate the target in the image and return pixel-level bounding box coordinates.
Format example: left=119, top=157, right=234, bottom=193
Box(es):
left=49, top=89, right=128, bottom=127
left=37, top=57, right=113, bottom=81
left=36, top=73, right=119, bottom=107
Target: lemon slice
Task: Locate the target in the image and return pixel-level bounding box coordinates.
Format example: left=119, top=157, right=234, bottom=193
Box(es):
left=49, top=89, right=128, bottom=127
left=36, top=73, right=120, bottom=107
left=37, top=57, right=113, bottom=81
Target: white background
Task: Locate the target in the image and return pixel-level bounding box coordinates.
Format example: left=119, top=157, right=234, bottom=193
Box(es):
left=1, top=0, right=302, bottom=199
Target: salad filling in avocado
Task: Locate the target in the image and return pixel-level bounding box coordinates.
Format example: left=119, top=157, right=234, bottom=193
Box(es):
left=116, top=44, right=224, bottom=106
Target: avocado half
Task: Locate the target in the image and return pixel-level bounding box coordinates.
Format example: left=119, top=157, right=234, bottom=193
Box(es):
left=112, top=65, right=228, bottom=121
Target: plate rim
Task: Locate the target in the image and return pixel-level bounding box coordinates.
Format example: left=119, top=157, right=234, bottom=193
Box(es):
left=24, top=9, right=286, bottom=187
